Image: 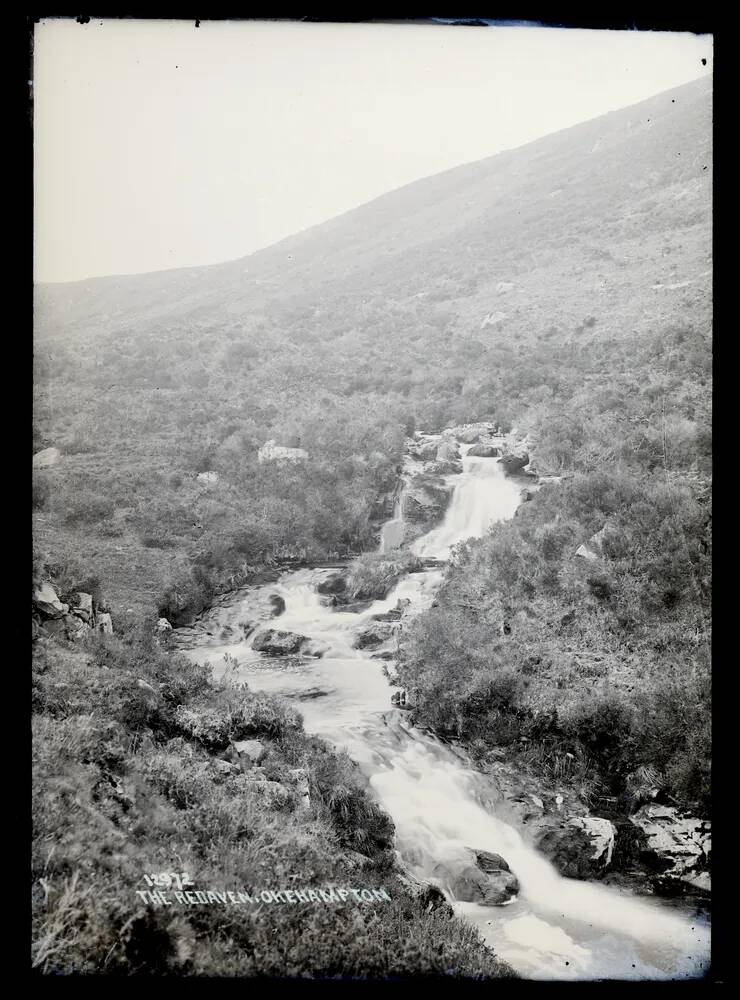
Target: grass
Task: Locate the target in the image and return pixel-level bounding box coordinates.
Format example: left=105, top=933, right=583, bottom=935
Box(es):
left=343, top=551, right=424, bottom=602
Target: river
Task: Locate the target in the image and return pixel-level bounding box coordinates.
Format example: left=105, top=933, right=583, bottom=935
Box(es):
left=175, top=436, right=710, bottom=981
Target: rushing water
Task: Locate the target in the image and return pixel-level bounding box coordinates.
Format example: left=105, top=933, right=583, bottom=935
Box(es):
left=178, top=441, right=710, bottom=981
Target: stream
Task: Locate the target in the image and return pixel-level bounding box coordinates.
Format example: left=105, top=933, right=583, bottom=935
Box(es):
left=174, top=436, right=710, bottom=980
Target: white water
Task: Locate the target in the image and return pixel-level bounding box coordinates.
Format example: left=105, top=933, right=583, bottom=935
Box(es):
left=179, top=442, right=710, bottom=981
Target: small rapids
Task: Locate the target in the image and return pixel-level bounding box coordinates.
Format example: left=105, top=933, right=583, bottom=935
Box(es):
left=177, top=440, right=710, bottom=980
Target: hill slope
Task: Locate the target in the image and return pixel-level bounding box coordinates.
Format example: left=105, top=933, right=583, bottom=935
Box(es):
left=33, top=76, right=712, bottom=620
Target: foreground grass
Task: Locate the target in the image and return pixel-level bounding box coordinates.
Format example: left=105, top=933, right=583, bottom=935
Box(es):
left=32, top=623, right=513, bottom=978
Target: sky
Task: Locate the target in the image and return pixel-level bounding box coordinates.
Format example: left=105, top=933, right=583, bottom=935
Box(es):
left=33, top=19, right=713, bottom=284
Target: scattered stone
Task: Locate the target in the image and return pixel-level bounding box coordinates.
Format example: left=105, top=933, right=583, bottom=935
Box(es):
left=196, top=471, right=219, bottom=484
left=32, top=447, right=61, bottom=469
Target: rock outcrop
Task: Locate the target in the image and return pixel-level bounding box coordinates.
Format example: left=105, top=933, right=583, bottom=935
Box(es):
left=629, top=804, right=711, bottom=893
left=402, top=475, right=452, bottom=527
left=33, top=583, right=112, bottom=641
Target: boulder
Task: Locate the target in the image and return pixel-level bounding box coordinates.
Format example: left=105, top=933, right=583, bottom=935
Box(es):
left=354, top=621, right=398, bottom=650
left=498, top=452, right=529, bottom=474
left=269, top=594, right=286, bottom=616
left=251, top=628, right=308, bottom=655
left=402, top=479, right=451, bottom=526
left=156, top=617, right=173, bottom=633
left=536, top=816, right=616, bottom=878
left=467, top=444, right=501, bottom=458
left=436, top=440, right=460, bottom=462
left=72, top=592, right=94, bottom=621
left=317, top=573, right=347, bottom=596
left=196, top=471, right=219, bottom=484
left=457, top=429, right=481, bottom=444
left=474, top=850, right=512, bottom=874
left=232, top=739, right=267, bottom=765
left=33, top=582, right=68, bottom=619
left=439, top=861, right=519, bottom=906
left=96, top=612, right=113, bottom=635
left=32, top=447, right=61, bottom=469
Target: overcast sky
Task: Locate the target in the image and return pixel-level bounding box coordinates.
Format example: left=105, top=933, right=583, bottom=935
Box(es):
left=33, top=19, right=712, bottom=284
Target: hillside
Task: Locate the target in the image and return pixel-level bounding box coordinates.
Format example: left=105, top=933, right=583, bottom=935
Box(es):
left=33, top=76, right=712, bottom=621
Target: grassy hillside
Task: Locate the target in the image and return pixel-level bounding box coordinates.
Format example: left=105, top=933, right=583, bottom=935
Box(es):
left=33, top=77, right=711, bottom=623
